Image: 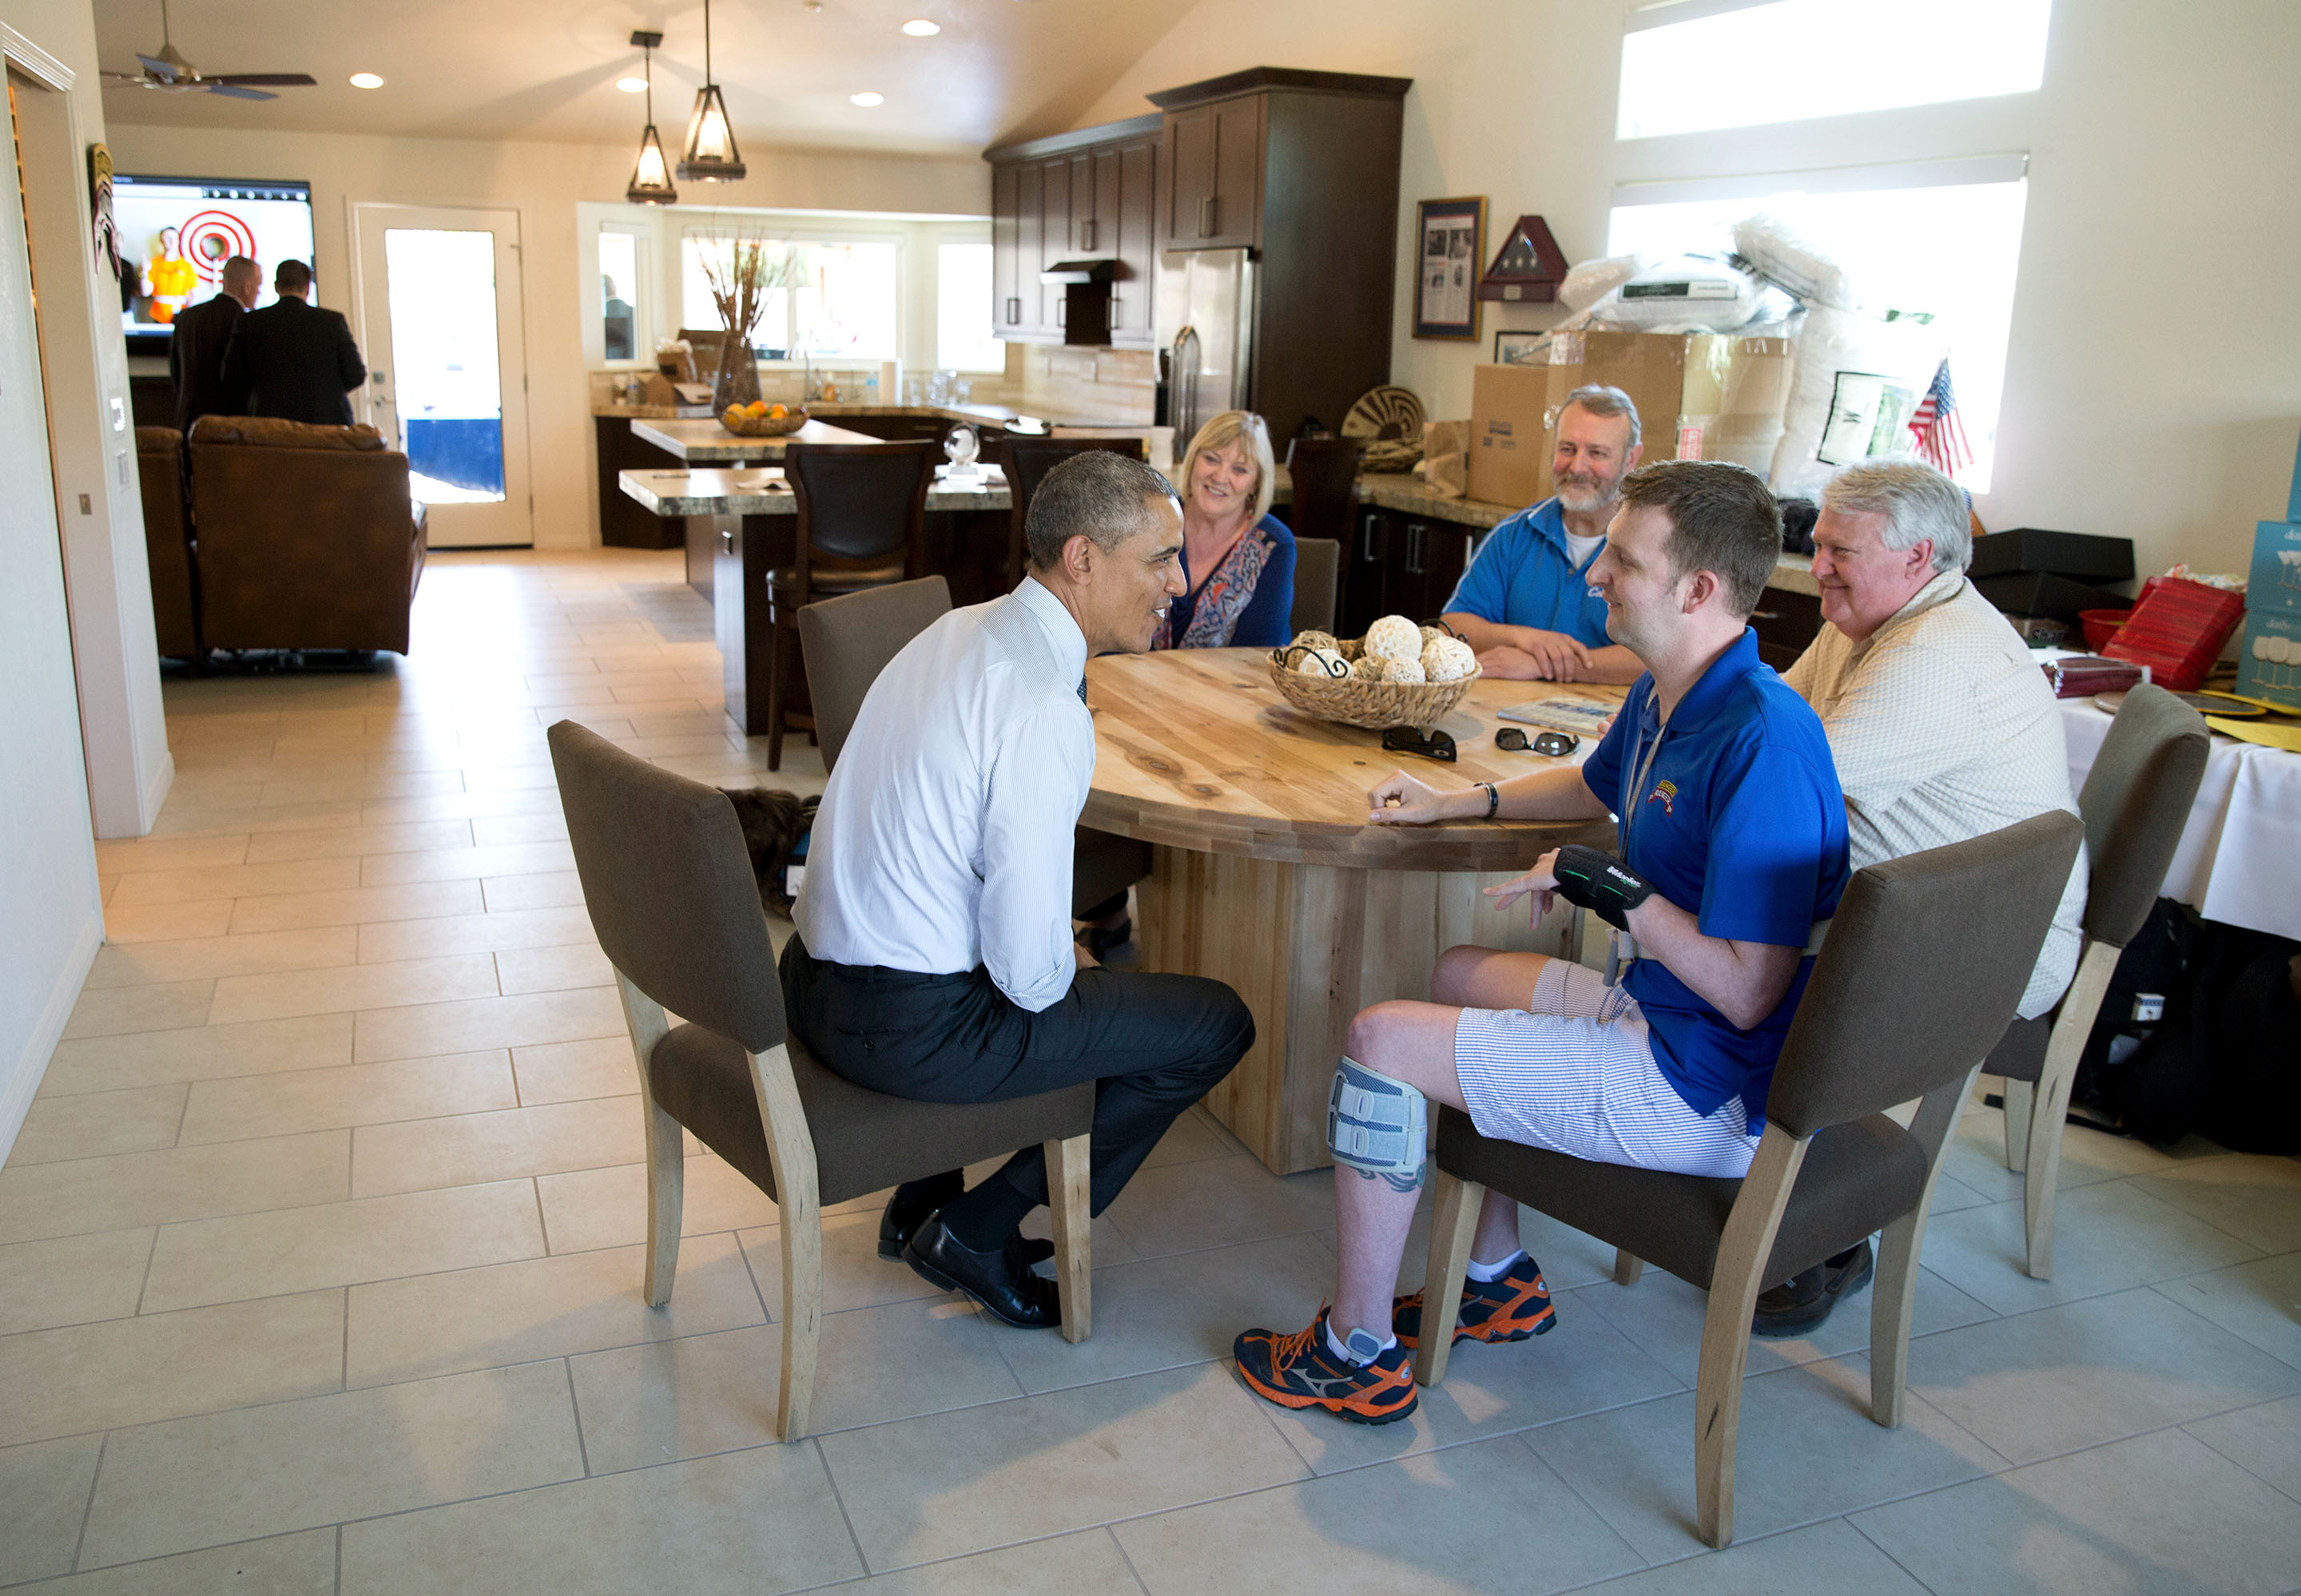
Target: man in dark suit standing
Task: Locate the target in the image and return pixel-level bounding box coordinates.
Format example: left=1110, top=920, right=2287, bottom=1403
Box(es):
left=221, top=258, right=367, bottom=425
left=168, top=254, right=260, bottom=431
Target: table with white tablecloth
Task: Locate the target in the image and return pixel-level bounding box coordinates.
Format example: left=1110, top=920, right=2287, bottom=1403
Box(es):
left=2059, top=699, right=2301, bottom=941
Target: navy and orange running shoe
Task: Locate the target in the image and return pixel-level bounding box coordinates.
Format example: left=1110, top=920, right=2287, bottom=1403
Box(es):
left=1393, top=1253, right=1556, bottom=1350
left=1233, top=1307, right=1418, bottom=1425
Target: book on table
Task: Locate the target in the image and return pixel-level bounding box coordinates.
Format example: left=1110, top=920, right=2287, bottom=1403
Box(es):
left=1497, top=697, right=1616, bottom=737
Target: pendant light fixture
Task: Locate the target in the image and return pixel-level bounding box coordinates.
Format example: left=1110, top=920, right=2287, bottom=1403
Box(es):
left=676, top=0, right=745, bottom=182
left=625, top=31, right=678, bottom=205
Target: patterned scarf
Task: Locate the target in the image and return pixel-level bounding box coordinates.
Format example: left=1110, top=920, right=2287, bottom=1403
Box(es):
left=1156, top=526, right=1274, bottom=650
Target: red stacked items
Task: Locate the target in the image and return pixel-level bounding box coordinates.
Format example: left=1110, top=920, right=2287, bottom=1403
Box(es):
left=2100, top=576, right=2245, bottom=692
left=2041, top=654, right=2147, bottom=699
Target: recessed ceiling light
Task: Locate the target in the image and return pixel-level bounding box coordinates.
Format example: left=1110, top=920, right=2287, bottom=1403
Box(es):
left=850, top=90, right=885, bottom=106
left=616, top=76, right=649, bottom=93
left=349, top=72, right=384, bottom=89
left=901, top=18, right=940, bottom=34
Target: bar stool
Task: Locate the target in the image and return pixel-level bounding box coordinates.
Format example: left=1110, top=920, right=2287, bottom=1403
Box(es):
left=995, top=435, right=1147, bottom=591
left=764, top=440, right=936, bottom=770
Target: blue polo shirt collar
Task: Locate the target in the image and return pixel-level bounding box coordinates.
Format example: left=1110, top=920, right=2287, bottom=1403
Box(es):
left=1658, top=629, right=1763, bottom=735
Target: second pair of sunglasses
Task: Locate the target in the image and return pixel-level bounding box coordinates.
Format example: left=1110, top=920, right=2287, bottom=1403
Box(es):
left=1495, top=727, right=1580, bottom=757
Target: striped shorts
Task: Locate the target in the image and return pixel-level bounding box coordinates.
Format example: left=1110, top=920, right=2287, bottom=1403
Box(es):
left=1453, top=959, right=1762, bottom=1179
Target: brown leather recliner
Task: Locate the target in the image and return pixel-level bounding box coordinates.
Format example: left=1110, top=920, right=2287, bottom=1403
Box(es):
left=135, top=427, right=200, bottom=659
left=188, top=415, right=427, bottom=655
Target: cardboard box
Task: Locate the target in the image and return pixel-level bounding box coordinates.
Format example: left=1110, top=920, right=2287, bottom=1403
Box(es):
left=2245, top=518, right=2301, bottom=617
left=1466, top=332, right=1793, bottom=510
left=2235, top=607, right=2301, bottom=709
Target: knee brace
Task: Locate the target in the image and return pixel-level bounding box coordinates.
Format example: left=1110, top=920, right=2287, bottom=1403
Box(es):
left=1328, top=1056, right=1427, bottom=1193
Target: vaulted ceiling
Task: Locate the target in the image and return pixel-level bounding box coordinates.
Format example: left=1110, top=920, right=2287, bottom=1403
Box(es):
left=93, top=0, right=1194, bottom=156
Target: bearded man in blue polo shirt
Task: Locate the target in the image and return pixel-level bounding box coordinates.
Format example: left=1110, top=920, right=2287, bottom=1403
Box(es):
left=1235, top=459, right=1850, bottom=1425
left=1442, top=383, right=1648, bottom=685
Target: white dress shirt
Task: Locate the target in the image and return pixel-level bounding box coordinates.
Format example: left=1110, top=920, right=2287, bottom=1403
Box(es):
left=1786, top=571, right=2088, bottom=1019
left=793, top=577, right=1092, bottom=1013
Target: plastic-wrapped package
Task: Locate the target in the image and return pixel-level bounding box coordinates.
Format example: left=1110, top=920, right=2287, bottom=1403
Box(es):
left=1767, top=306, right=1946, bottom=496
left=1584, top=255, right=1763, bottom=333
left=1559, top=252, right=1647, bottom=313
left=1732, top=213, right=1864, bottom=312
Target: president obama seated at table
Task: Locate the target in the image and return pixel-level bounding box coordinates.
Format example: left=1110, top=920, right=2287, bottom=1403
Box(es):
left=781, top=451, right=1254, bottom=1331
left=1232, top=460, right=1851, bottom=1423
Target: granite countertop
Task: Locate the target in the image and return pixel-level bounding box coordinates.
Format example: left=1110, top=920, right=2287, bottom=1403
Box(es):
left=592, top=401, right=717, bottom=419
left=620, top=465, right=1008, bottom=516
left=590, top=397, right=1147, bottom=428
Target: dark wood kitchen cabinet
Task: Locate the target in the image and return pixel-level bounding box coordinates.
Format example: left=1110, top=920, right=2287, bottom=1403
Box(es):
left=986, top=114, right=1162, bottom=347
left=1161, top=93, right=1263, bottom=250
left=1339, top=506, right=1476, bottom=637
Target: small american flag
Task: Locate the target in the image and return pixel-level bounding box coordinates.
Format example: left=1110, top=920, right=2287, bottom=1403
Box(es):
left=1907, top=359, right=1973, bottom=474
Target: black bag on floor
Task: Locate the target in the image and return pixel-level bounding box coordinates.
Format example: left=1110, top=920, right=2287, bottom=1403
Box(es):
left=2097, top=908, right=2301, bottom=1151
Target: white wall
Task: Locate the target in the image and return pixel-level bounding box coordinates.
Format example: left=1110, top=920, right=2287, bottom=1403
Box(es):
left=5, top=1, right=172, bottom=840
left=1082, top=0, right=2301, bottom=579
left=105, top=122, right=991, bottom=550
left=0, top=14, right=109, bottom=1162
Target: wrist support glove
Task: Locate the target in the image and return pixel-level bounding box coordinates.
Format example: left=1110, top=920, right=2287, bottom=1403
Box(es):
left=1551, top=844, right=1656, bottom=931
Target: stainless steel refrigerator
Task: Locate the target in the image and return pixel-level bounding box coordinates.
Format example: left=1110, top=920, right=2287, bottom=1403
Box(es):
left=1154, top=247, right=1255, bottom=447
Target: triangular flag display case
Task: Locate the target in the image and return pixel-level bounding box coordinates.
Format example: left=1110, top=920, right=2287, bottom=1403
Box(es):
left=1478, top=214, right=1568, bottom=303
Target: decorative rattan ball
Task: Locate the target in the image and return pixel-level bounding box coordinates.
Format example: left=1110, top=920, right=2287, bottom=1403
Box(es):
left=1349, top=654, right=1389, bottom=681
left=1385, top=656, right=1427, bottom=685
left=1364, top=614, right=1422, bottom=664
left=1421, top=635, right=1478, bottom=682
left=1290, top=629, right=1341, bottom=655
left=1294, top=647, right=1348, bottom=679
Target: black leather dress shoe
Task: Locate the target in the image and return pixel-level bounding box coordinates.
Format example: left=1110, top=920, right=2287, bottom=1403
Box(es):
left=880, top=1189, right=1054, bottom=1266
left=1751, top=1240, right=1874, bottom=1337
left=902, top=1212, right=1062, bottom=1330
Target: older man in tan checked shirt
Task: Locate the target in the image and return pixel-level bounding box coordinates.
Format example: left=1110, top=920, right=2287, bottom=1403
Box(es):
left=1759, top=455, right=2089, bottom=1336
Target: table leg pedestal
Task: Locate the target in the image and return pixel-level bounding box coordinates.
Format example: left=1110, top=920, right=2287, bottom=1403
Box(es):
left=1137, top=846, right=1576, bottom=1175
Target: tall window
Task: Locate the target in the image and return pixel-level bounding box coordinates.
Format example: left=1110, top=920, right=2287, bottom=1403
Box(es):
left=1618, top=0, right=2053, bottom=141
left=679, top=234, right=898, bottom=359
left=936, top=242, right=1003, bottom=372
left=598, top=228, right=640, bottom=362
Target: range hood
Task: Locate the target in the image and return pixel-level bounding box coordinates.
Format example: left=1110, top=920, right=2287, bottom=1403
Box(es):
left=1039, top=258, right=1119, bottom=285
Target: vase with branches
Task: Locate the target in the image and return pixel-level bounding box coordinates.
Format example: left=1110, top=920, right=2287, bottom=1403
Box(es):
left=697, top=233, right=801, bottom=411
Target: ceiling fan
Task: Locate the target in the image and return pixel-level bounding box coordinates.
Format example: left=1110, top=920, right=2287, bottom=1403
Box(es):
left=101, top=0, right=318, bottom=101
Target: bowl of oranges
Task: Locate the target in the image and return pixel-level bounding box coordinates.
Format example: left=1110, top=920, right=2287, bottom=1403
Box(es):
left=718, top=400, right=809, bottom=438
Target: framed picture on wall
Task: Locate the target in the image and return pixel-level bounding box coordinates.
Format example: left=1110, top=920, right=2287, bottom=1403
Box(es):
left=1413, top=197, right=1485, bottom=340
left=1494, top=330, right=1546, bottom=367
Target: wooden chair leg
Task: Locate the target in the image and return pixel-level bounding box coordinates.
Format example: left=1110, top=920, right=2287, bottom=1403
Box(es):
left=2024, top=939, right=2118, bottom=1280
left=745, top=1042, right=822, bottom=1442
left=614, top=972, right=682, bottom=1307
left=1413, top=1170, right=1481, bottom=1388
left=1695, top=1126, right=1809, bottom=1550
left=1613, top=1249, right=1645, bottom=1286
left=1046, top=1133, right=1092, bottom=1345
left=1872, top=1062, right=1981, bottom=1428
left=2001, top=1078, right=2033, bottom=1173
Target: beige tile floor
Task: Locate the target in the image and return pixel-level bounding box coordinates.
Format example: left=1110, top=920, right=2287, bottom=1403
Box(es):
left=6, top=548, right=2299, bottom=1594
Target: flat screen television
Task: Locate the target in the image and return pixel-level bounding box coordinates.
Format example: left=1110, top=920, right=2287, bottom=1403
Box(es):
left=114, top=173, right=316, bottom=357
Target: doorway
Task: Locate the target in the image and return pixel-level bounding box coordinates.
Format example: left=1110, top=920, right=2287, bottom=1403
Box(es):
left=351, top=203, right=532, bottom=548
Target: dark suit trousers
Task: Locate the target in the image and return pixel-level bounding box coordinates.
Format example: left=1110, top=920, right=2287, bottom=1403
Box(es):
left=780, top=936, right=1252, bottom=1215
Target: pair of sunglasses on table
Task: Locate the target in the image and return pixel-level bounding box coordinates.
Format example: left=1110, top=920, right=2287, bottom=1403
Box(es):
left=1380, top=726, right=1580, bottom=762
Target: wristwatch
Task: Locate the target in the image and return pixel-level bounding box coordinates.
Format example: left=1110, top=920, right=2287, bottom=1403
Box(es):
left=1476, top=781, right=1500, bottom=818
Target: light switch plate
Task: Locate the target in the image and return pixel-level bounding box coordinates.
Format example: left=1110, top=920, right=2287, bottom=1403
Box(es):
left=110, top=395, right=126, bottom=432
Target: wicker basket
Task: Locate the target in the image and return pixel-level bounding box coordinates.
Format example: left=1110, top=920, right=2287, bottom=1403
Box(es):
left=1268, top=639, right=1479, bottom=732
left=717, top=406, right=809, bottom=438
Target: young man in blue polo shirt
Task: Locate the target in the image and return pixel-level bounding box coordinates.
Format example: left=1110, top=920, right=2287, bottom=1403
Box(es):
left=1236, top=460, right=1850, bottom=1424
left=1442, top=383, right=1649, bottom=685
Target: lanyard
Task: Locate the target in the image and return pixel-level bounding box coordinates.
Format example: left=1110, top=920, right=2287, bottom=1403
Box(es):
left=1604, top=693, right=1668, bottom=987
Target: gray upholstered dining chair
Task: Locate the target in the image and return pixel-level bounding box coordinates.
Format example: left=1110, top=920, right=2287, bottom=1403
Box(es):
left=1414, top=810, right=2084, bottom=1549
left=797, top=574, right=1151, bottom=924
left=547, top=721, right=1096, bottom=1443
left=1991, top=681, right=2209, bottom=1278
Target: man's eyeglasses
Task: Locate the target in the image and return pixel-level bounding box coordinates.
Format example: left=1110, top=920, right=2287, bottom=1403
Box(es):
left=1381, top=726, right=1457, bottom=762
left=1495, top=727, right=1579, bottom=757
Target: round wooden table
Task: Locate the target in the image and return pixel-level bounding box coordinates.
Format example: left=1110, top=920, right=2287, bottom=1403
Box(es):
left=1083, top=647, right=1623, bottom=1173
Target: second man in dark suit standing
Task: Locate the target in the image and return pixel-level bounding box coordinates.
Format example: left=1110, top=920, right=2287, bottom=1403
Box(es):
left=168, top=254, right=260, bottom=432
left=221, top=259, right=367, bottom=425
